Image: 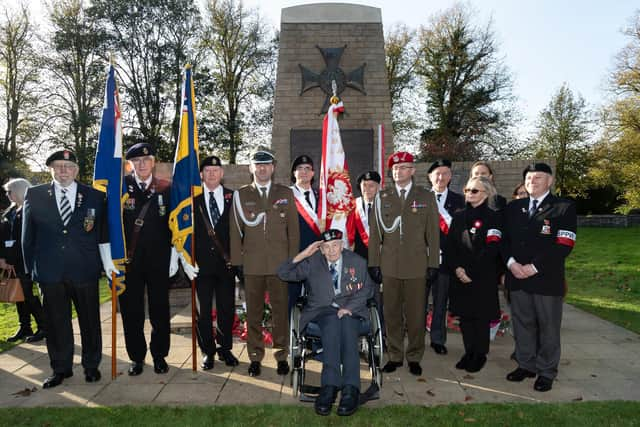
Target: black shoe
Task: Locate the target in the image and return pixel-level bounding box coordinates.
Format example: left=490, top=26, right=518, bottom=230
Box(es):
left=128, top=361, right=144, bottom=376
left=277, top=360, right=290, bottom=375
left=408, top=361, right=422, bottom=376
left=248, top=361, right=261, bottom=377
left=337, top=385, right=360, bottom=416
left=506, top=367, right=536, bottom=382
left=153, top=358, right=169, bottom=374
left=43, top=373, right=65, bottom=389
left=25, top=330, right=46, bottom=343
left=455, top=353, right=471, bottom=370
left=84, top=368, right=101, bottom=383
left=218, top=350, right=239, bottom=367
left=510, top=351, right=517, bottom=361
left=382, top=361, right=403, bottom=373
left=431, top=343, right=448, bottom=355
left=201, top=354, right=214, bottom=371
left=7, top=327, right=33, bottom=342
left=534, top=376, right=553, bottom=392
left=314, top=385, right=338, bottom=416
left=465, top=354, right=487, bottom=373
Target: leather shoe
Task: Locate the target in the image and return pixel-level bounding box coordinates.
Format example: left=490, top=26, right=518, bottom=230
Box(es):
left=465, top=354, right=487, bottom=373
left=248, top=361, right=261, bottom=377
left=218, top=350, right=239, bottom=367
left=84, top=368, right=101, bottom=383
left=382, top=361, right=403, bottom=373
left=7, top=327, right=33, bottom=342
left=153, top=357, right=169, bottom=374
left=337, top=385, right=359, bottom=416
left=277, top=360, right=289, bottom=375
left=128, top=361, right=144, bottom=376
left=431, top=343, right=448, bottom=355
left=455, top=353, right=471, bottom=370
left=201, top=354, right=214, bottom=371
left=25, top=329, right=46, bottom=343
left=314, top=385, right=338, bottom=416
left=408, top=361, right=422, bottom=376
left=43, top=373, right=65, bottom=389
left=534, top=376, right=553, bottom=392
left=506, top=367, right=536, bottom=382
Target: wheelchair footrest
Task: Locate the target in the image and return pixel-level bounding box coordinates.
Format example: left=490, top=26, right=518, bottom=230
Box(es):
left=300, top=384, right=321, bottom=395
left=359, top=383, right=380, bottom=403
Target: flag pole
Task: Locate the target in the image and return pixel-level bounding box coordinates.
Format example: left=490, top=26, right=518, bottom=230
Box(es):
left=111, top=271, right=117, bottom=379
left=190, top=185, right=197, bottom=373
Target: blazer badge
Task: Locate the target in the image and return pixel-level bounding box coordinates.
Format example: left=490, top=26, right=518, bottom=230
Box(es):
left=84, top=208, right=95, bottom=232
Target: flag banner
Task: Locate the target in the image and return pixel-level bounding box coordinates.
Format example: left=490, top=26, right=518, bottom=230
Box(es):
left=318, top=101, right=354, bottom=241
left=93, top=64, right=127, bottom=295
left=169, top=65, right=202, bottom=265
left=378, top=124, right=385, bottom=188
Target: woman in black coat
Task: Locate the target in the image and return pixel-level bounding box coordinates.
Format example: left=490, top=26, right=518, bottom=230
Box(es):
left=446, top=176, right=502, bottom=373
left=1, top=178, right=45, bottom=342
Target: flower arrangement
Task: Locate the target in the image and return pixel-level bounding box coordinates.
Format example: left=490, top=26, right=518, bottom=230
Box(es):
left=222, top=291, right=273, bottom=345
left=426, top=309, right=460, bottom=333
left=489, top=311, right=511, bottom=341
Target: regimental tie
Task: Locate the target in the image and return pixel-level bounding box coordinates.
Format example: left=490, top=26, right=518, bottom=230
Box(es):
left=437, top=193, right=442, bottom=203
left=304, top=190, right=313, bottom=209
left=367, top=202, right=372, bottom=217
left=60, top=188, right=72, bottom=226
left=400, top=189, right=407, bottom=207
left=529, top=199, right=538, bottom=218
left=329, top=263, right=339, bottom=293
left=209, top=192, right=221, bottom=228
left=139, top=182, right=146, bottom=192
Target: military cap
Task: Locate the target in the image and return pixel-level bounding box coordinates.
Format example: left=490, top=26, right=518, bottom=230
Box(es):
left=250, top=147, right=275, bottom=164
left=357, top=170, right=381, bottom=185
left=522, top=162, right=553, bottom=179
left=427, top=159, right=452, bottom=174
left=200, top=155, right=222, bottom=172
left=291, top=155, right=314, bottom=172
left=125, top=142, right=155, bottom=160
left=321, top=228, right=343, bottom=242
left=387, top=151, right=414, bottom=168
left=46, top=149, right=77, bottom=166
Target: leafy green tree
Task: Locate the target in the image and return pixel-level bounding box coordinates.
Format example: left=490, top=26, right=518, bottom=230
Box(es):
left=415, top=3, right=516, bottom=160
left=528, top=84, right=593, bottom=197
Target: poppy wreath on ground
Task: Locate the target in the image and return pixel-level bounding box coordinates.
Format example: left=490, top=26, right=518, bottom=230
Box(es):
left=222, top=291, right=273, bottom=345
left=425, top=308, right=461, bottom=333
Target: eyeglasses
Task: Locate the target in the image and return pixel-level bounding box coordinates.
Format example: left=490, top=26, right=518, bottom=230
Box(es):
left=516, top=191, right=528, bottom=197
left=392, top=165, right=414, bottom=171
left=463, top=188, right=484, bottom=194
left=51, top=164, right=77, bottom=171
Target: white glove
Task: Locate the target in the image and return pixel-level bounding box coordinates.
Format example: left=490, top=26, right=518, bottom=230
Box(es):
left=179, top=252, right=199, bottom=280
left=99, top=243, right=120, bottom=278
left=169, top=246, right=180, bottom=276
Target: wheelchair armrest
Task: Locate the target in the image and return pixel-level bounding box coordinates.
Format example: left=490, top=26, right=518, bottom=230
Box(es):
left=295, top=295, right=308, bottom=308
left=366, top=298, right=377, bottom=308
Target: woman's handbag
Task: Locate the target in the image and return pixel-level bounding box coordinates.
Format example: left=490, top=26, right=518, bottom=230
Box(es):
left=0, top=267, right=25, bottom=303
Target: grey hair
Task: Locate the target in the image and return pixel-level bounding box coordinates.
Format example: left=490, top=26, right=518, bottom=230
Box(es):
left=3, top=178, right=31, bottom=205
left=466, top=176, right=497, bottom=210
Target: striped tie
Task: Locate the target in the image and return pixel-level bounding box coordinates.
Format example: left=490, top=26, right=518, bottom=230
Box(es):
left=60, top=188, right=72, bottom=226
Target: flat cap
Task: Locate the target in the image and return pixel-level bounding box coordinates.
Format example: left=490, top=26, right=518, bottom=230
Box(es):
left=46, top=149, right=77, bottom=166
left=321, top=228, right=343, bottom=242
left=388, top=151, right=414, bottom=168
left=357, top=171, right=381, bottom=185
left=200, top=155, right=222, bottom=171
left=126, top=143, right=155, bottom=160
left=522, top=162, right=553, bottom=179
left=427, top=159, right=452, bottom=174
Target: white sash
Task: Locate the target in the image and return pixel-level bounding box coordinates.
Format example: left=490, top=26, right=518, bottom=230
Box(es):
left=354, top=196, right=369, bottom=236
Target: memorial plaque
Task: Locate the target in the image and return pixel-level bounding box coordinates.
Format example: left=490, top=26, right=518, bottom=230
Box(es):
left=290, top=128, right=373, bottom=194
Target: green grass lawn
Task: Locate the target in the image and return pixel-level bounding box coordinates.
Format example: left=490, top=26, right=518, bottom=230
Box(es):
left=565, top=227, right=640, bottom=333
left=1, top=402, right=639, bottom=426
left=0, top=277, right=112, bottom=353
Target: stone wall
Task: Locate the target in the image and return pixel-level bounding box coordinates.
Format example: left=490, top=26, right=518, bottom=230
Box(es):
left=578, top=215, right=640, bottom=227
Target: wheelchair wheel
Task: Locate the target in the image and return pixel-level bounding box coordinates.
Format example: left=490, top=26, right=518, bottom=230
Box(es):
left=369, top=304, right=384, bottom=386
left=289, top=306, right=301, bottom=367
left=291, top=367, right=301, bottom=397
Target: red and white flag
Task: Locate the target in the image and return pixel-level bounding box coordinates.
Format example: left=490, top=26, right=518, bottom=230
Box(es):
left=319, top=101, right=355, bottom=242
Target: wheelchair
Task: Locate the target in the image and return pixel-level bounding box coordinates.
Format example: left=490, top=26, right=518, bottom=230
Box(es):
left=289, top=296, right=384, bottom=402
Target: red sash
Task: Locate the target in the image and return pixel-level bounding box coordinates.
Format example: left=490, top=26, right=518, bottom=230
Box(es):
left=353, top=207, right=369, bottom=247
left=294, top=197, right=321, bottom=236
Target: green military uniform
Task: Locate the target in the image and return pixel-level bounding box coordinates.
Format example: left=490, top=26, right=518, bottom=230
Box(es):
left=369, top=181, right=439, bottom=364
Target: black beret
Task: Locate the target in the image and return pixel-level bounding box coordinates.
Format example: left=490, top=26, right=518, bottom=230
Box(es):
left=321, top=228, right=343, bottom=242
left=522, top=162, right=553, bottom=179
left=291, top=155, right=313, bottom=173
left=46, top=149, right=77, bottom=166
left=126, top=143, right=155, bottom=160
left=427, top=159, right=452, bottom=174
left=251, top=149, right=275, bottom=164
left=200, top=155, right=222, bottom=171
left=357, top=171, right=381, bottom=185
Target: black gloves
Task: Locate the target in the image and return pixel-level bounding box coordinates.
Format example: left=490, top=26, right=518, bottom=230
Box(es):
left=368, top=267, right=383, bottom=284
left=427, top=267, right=439, bottom=283
left=233, top=265, right=244, bottom=283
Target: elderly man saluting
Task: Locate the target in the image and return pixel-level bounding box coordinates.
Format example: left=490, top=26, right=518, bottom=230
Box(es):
left=278, top=229, right=373, bottom=417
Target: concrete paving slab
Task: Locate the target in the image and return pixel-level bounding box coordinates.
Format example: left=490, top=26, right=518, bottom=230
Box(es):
left=90, top=383, right=165, bottom=406
left=154, top=383, right=223, bottom=405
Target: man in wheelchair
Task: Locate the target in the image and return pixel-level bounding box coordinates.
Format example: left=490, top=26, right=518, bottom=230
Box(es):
left=277, top=229, right=374, bottom=416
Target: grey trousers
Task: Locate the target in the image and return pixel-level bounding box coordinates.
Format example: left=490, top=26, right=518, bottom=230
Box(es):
left=314, top=312, right=362, bottom=389
left=427, top=270, right=449, bottom=345
left=510, top=290, right=563, bottom=379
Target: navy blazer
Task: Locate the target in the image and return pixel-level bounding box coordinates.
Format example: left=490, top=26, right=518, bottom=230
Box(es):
left=22, top=182, right=107, bottom=284
left=502, top=194, right=577, bottom=296
left=438, top=189, right=465, bottom=268
left=193, top=186, right=233, bottom=275
left=277, top=249, right=373, bottom=331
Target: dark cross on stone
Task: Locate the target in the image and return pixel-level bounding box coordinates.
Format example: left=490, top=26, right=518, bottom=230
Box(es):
left=299, top=45, right=367, bottom=113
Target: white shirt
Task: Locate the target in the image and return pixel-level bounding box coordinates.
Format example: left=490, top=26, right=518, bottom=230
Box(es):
left=395, top=181, right=413, bottom=199
left=328, top=256, right=343, bottom=296
left=135, top=175, right=153, bottom=191
left=529, top=191, right=550, bottom=212
left=295, top=184, right=316, bottom=210
left=53, top=180, right=77, bottom=213
left=203, top=184, right=225, bottom=225
left=434, top=187, right=449, bottom=209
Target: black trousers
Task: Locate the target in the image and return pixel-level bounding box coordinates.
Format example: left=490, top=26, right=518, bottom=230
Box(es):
left=119, top=262, right=170, bottom=362
left=459, top=316, right=490, bottom=356
left=196, top=268, right=235, bottom=356
left=41, top=280, right=101, bottom=374
left=15, top=272, right=44, bottom=331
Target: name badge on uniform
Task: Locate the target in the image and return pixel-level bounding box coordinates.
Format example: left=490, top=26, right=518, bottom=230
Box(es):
left=84, top=208, right=96, bottom=232
left=541, top=219, right=552, bottom=235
